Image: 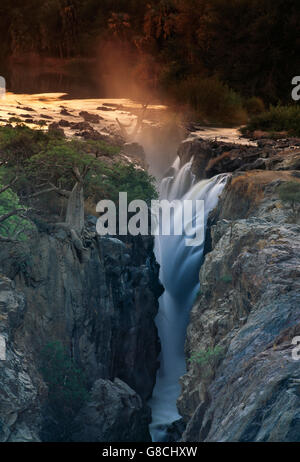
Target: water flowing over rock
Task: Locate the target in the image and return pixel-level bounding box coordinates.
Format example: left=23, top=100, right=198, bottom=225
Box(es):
left=149, top=157, right=227, bottom=441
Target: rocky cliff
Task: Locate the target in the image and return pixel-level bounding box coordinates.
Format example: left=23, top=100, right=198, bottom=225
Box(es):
left=0, top=224, right=163, bottom=442
left=177, top=137, right=300, bottom=442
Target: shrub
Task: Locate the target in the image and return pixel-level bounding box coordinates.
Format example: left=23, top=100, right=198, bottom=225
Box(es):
left=220, top=274, right=233, bottom=284
left=39, top=341, right=89, bottom=442
left=0, top=125, right=49, bottom=166
left=277, top=181, right=300, bottom=215
left=243, top=97, right=265, bottom=115
left=0, top=126, right=158, bottom=218
left=189, top=345, right=224, bottom=365
left=0, top=169, right=34, bottom=241
left=242, top=105, right=300, bottom=136
left=165, top=75, right=247, bottom=125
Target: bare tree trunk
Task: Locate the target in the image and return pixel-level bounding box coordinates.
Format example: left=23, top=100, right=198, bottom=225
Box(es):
left=65, top=181, right=84, bottom=234
left=116, top=103, right=149, bottom=141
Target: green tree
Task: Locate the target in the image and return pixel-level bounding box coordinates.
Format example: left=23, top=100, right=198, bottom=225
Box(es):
left=39, top=341, right=89, bottom=442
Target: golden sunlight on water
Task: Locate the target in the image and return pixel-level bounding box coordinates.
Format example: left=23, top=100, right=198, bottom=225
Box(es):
left=0, top=92, right=168, bottom=137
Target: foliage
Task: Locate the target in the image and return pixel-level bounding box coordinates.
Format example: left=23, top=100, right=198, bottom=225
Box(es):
left=189, top=345, right=225, bottom=377
left=0, top=168, right=34, bottom=240
left=1, top=0, right=298, bottom=111
left=243, top=97, right=265, bottom=116
left=164, top=75, right=247, bottom=124
left=220, top=274, right=233, bottom=284
left=242, top=105, right=300, bottom=136
left=0, top=126, right=157, bottom=216
left=39, top=341, right=89, bottom=442
left=91, top=163, right=158, bottom=205
left=0, top=125, right=49, bottom=166
left=277, top=182, right=300, bottom=211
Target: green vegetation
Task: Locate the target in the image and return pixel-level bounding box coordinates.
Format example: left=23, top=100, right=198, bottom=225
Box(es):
left=189, top=346, right=225, bottom=377
left=165, top=76, right=248, bottom=125
left=242, top=106, right=300, bottom=137
left=0, top=125, right=157, bottom=220
left=277, top=182, right=300, bottom=216
left=0, top=180, right=33, bottom=240
left=39, top=341, right=89, bottom=442
left=220, top=274, right=233, bottom=284
left=189, top=346, right=224, bottom=365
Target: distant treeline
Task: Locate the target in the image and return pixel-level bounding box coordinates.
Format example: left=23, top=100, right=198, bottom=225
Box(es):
left=1, top=0, right=299, bottom=104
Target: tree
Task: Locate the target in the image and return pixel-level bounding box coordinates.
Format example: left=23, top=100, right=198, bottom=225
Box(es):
left=23, top=139, right=96, bottom=234
left=0, top=170, right=32, bottom=242
left=0, top=126, right=157, bottom=240
left=0, top=126, right=96, bottom=236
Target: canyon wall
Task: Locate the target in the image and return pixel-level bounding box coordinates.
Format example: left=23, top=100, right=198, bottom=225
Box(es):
left=0, top=225, right=163, bottom=442
left=177, top=138, right=300, bottom=442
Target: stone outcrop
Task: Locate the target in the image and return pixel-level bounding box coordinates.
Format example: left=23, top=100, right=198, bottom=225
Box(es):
left=0, top=277, right=44, bottom=442
left=177, top=136, right=300, bottom=179
left=72, top=378, right=151, bottom=442
left=178, top=169, right=300, bottom=442
left=0, top=226, right=162, bottom=441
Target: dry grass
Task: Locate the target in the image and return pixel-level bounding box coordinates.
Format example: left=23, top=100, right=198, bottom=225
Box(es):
left=230, top=171, right=300, bottom=210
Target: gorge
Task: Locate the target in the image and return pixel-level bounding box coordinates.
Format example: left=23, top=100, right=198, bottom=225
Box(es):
left=0, top=94, right=300, bottom=443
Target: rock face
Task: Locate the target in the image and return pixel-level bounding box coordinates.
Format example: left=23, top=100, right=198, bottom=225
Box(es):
left=177, top=136, right=300, bottom=179
left=178, top=169, right=300, bottom=442
left=0, top=228, right=162, bottom=442
left=72, top=378, right=151, bottom=442
left=0, top=277, right=44, bottom=442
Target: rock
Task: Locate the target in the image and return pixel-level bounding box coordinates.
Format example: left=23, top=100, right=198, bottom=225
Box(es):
left=48, top=122, right=65, bottom=137
left=178, top=139, right=214, bottom=174
left=72, top=378, right=151, bottom=442
left=20, top=106, right=35, bottom=112
left=177, top=137, right=300, bottom=180
left=179, top=170, right=300, bottom=442
left=97, top=106, right=115, bottom=111
left=58, top=119, right=71, bottom=127
left=60, top=108, right=73, bottom=116
left=0, top=277, right=43, bottom=442
left=0, top=229, right=162, bottom=409
left=70, top=121, right=92, bottom=131
left=79, top=111, right=103, bottom=124
left=122, top=142, right=146, bottom=165
left=164, top=419, right=186, bottom=442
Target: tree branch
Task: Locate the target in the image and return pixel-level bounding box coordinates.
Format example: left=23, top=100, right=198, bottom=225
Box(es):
left=0, top=235, right=17, bottom=243
left=0, top=208, right=27, bottom=224
left=116, top=103, right=149, bottom=140
left=22, top=184, right=71, bottom=199
left=0, top=176, right=18, bottom=195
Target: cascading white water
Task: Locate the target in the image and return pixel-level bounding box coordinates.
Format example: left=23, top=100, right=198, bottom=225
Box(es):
left=149, top=157, right=227, bottom=442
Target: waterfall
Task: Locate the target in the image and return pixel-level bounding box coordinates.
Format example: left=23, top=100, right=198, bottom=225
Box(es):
left=159, top=157, right=195, bottom=201
left=149, top=157, right=227, bottom=442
